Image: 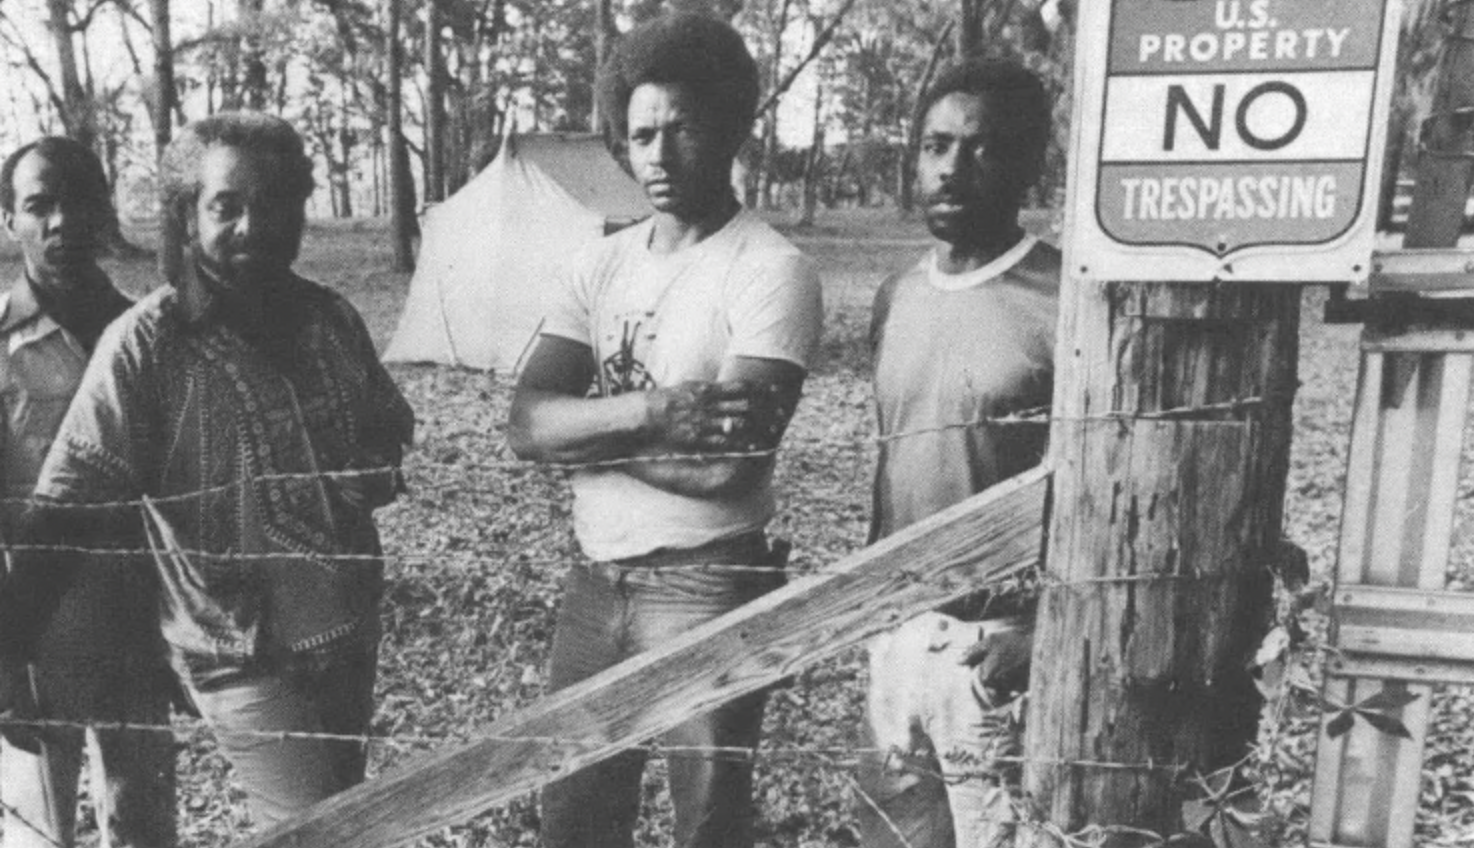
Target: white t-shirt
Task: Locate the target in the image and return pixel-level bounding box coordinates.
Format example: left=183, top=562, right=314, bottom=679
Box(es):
left=542, top=209, right=824, bottom=560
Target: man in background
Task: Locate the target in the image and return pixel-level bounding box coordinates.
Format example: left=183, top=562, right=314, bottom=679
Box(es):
left=0, top=136, right=175, bottom=848
left=859, top=57, right=1059, bottom=848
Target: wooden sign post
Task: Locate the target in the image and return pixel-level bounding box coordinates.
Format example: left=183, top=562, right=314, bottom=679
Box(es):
left=1020, top=281, right=1300, bottom=845
left=1023, top=0, right=1399, bottom=841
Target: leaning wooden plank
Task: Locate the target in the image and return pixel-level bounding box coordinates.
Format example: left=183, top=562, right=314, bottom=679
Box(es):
left=244, top=466, right=1050, bottom=848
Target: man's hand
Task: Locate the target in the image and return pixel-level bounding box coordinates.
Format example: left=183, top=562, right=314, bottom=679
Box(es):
left=0, top=659, right=42, bottom=754
left=961, top=624, right=1034, bottom=708
left=645, top=380, right=792, bottom=453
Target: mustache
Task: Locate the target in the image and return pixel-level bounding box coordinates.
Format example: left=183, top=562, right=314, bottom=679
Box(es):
left=221, top=241, right=287, bottom=259
left=925, top=189, right=980, bottom=207
left=44, top=235, right=96, bottom=249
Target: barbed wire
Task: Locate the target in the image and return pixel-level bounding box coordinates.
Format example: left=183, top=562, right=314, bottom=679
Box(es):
left=0, top=394, right=1268, bottom=517
left=0, top=713, right=1198, bottom=776
left=0, top=390, right=1291, bottom=844
left=0, top=536, right=1254, bottom=584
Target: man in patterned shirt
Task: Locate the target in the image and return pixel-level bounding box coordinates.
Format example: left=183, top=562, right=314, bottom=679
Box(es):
left=0, top=113, right=414, bottom=829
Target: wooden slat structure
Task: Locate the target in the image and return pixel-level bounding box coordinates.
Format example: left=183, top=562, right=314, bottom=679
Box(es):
left=1311, top=1, right=1474, bottom=843
left=244, top=468, right=1049, bottom=848
left=1310, top=340, right=1474, bottom=848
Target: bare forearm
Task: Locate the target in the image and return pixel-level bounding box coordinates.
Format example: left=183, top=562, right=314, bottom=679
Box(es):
left=623, top=448, right=772, bottom=498
left=511, top=338, right=800, bottom=497
left=507, top=388, right=653, bottom=463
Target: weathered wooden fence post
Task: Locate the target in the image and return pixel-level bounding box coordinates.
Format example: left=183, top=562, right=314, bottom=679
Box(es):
left=1020, top=280, right=1300, bottom=843
left=1022, top=0, right=1403, bottom=834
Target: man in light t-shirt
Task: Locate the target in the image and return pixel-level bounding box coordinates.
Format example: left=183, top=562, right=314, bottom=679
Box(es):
left=508, top=14, right=822, bottom=848
left=857, top=57, right=1059, bottom=848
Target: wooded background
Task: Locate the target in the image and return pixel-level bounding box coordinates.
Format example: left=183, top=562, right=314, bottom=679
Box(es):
left=0, top=0, right=1070, bottom=239
left=0, top=0, right=1449, bottom=243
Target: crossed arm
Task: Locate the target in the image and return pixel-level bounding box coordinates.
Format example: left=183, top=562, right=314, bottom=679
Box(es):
left=507, top=335, right=805, bottom=499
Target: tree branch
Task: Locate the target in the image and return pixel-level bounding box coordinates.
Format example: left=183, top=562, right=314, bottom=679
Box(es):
left=109, top=0, right=152, bottom=34
left=755, top=0, right=861, bottom=117
left=72, top=0, right=112, bottom=32
left=0, top=11, right=68, bottom=117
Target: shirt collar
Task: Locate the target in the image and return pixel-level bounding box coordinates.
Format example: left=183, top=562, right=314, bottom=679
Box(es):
left=1, top=276, right=72, bottom=356
left=925, top=234, right=1040, bottom=292
left=0, top=275, right=45, bottom=334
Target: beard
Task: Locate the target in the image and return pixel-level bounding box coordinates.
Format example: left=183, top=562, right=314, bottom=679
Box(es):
left=192, top=243, right=307, bottom=372
left=197, top=243, right=293, bottom=296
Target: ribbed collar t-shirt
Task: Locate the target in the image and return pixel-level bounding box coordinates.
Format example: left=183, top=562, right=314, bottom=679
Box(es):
left=870, top=236, right=1060, bottom=540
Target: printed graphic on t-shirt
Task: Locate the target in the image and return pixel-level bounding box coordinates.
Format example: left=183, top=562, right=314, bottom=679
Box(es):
left=600, top=313, right=656, bottom=395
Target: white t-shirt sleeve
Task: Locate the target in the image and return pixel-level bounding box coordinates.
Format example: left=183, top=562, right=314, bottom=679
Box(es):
left=725, top=252, right=823, bottom=370
left=539, top=252, right=595, bottom=346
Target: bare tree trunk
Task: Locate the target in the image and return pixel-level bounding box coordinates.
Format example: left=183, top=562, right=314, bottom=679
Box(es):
left=758, top=0, right=792, bottom=210
left=424, top=0, right=446, bottom=203
left=204, top=0, right=218, bottom=115
left=958, top=0, right=985, bottom=58
left=45, top=0, right=97, bottom=151
left=591, top=0, right=614, bottom=133
left=798, top=52, right=824, bottom=227
left=241, top=0, right=268, bottom=110
left=386, top=0, right=415, bottom=271
left=336, top=86, right=355, bottom=217
left=151, top=0, right=181, bottom=281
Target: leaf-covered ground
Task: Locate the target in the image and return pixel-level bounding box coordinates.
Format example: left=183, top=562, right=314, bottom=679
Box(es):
left=3, top=210, right=1473, bottom=846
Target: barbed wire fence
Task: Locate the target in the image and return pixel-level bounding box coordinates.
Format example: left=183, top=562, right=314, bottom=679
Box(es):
left=0, top=385, right=1396, bottom=848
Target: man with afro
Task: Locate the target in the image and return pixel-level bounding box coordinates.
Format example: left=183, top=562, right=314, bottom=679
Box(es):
left=858, top=56, right=1060, bottom=848
left=509, top=12, right=822, bottom=848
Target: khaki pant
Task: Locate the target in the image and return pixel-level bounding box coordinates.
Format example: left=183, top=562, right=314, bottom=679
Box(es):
left=856, top=612, right=1023, bottom=848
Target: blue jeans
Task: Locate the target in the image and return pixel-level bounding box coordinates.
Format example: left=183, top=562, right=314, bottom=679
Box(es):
left=183, top=644, right=376, bottom=830
left=539, top=533, right=786, bottom=848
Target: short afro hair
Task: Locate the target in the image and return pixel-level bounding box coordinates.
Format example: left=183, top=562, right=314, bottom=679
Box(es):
left=918, top=57, right=1052, bottom=179
left=160, top=111, right=315, bottom=228
left=597, top=12, right=760, bottom=150
left=1, top=136, right=113, bottom=218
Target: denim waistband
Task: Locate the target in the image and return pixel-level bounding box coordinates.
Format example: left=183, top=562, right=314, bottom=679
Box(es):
left=601, top=531, right=780, bottom=570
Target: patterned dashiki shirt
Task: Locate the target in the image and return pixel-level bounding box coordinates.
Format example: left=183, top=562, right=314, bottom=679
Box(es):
left=31, top=268, right=414, bottom=678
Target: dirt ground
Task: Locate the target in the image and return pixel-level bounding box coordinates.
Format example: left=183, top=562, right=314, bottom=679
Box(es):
left=1, top=208, right=1472, bottom=846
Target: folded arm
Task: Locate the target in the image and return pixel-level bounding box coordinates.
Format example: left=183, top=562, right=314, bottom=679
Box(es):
left=508, top=335, right=804, bottom=499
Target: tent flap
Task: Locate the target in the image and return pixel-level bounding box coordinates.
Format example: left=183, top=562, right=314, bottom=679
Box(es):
left=383, top=133, right=649, bottom=372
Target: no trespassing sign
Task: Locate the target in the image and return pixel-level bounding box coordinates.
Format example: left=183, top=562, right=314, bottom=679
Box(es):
left=1064, top=0, right=1402, bottom=283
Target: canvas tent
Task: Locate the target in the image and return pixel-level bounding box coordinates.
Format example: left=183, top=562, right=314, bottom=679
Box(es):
left=383, top=132, right=650, bottom=372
